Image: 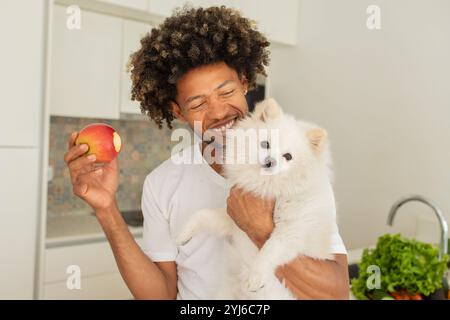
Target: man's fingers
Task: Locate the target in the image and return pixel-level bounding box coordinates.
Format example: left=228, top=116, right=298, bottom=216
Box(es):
left=64, top=143, right=89, bottom=164
left=68, top=154, right=96, bottom=174
left=73, top=181, right=88, bottom=198
left=68, top=132, right=78, bottom=149
left=230, top=186, right=245, bottom=197
left=105, top=157, right=118, bottom=171
left=73, top=168, right=102, bottom=198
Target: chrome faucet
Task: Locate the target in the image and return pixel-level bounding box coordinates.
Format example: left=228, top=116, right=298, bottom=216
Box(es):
left=387, top=195, right=448, bottom=261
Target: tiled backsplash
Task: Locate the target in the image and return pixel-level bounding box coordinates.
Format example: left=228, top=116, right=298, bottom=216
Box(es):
left=47, top=116, right=185, bottom=218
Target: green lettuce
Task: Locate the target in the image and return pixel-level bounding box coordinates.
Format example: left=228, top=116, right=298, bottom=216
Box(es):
left=351, top=233, right=449, bottom=300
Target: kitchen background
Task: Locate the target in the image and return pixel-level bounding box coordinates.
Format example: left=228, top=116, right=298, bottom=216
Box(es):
left=1, top=0, right=449, bottom=300
left=48, top=116, right=172, bottom=218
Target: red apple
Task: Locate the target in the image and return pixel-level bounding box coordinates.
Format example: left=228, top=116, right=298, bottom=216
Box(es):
left=75, top=123, right=122, bottom=163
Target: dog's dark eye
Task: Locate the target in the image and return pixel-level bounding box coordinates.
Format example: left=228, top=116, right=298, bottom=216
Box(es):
left=283, top=153, right=292, bottom=161
left=260, top=141, right=270, bottom=149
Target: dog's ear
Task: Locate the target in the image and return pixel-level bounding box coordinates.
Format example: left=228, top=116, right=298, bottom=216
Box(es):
left=254, top=98, right=283, bottom=122
left=306, top=128, right=327, bottom=155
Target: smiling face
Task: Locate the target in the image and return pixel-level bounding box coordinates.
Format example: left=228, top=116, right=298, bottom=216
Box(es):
left=170, top=62, right=249, bottom=145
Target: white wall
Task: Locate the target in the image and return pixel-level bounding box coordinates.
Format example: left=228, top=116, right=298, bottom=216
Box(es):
left=0, top=0, right=46, bottom=298
left=268, top=0, right=450, bottom=249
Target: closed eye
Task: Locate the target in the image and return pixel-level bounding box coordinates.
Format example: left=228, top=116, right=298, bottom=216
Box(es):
left=191, top=102, right=205, bottom=110
left=220, top=90, right=235, bottom=96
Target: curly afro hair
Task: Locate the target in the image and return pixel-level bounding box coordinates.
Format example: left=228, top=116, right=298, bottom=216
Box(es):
left=128, top=5, right=271, bottom=129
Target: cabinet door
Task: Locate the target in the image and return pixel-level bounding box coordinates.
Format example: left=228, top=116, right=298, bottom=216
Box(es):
left=0, top=148, right=39, bottom=299
left=195, top=0, right=238, bottom=9
left=120, top=19, right=152, bottom=114
left=0, top=0, right=45, bottom=147
left=237, top=0, right=298, bottom=45
left=149, top=0, right=240, bottom=16
left=147, top=0, right=186, bottom=17
left=50, top=5, right=122, bottom=119
left=148, top=1, right=298, bottom=45
left=97, top=0, right=148, bottom=11
left=43, top=272, right=133, bottom=299
left=44, top=237, right=143, bottom=299
left=259, top=0, right=298, bottom=45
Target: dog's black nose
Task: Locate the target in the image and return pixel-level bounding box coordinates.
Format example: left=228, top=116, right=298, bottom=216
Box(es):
left=264, top=156, right=277, bottom=168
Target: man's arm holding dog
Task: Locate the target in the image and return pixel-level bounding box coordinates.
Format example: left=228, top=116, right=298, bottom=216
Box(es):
left=227, top=187, right=349, bottom=300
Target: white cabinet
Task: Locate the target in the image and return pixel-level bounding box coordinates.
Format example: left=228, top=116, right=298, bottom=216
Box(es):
left=43, top=237, right=144, bottom=299
left=0, top=0, right=45, bottom=147
left=50, top=5, right=122, bottom=119
left=120, top=20, right=153, bottom=114
left=0, top=0, right=45, bottom=300
left=235, top=0, right=298, bottom=46
left=148, top=0, right=239, bottom=16
left=147, top=0, right=185, bottom=17
left=147, top=0, right=298, bottom=45
left=0, top=149, right=40, bottom=299
left=97, top=0, right=149, bottom=11
left=44, top=272, right=133, bottom=299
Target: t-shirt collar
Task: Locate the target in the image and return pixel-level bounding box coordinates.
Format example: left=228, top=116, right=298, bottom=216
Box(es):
left=194, top=142, right=232, bottom=189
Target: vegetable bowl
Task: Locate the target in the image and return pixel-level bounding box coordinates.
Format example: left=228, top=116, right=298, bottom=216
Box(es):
left=351, top=234, right=450, bottom=300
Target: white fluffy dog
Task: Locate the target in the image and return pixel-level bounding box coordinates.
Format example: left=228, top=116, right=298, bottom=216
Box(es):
left=176, top=98, right=337, bottom=299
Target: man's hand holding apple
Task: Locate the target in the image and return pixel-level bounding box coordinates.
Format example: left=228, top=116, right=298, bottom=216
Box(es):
left=64, top=125, right=121, bottom=216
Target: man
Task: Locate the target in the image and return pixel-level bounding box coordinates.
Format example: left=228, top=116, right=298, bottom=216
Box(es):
left=64, top=6, right=349, bottom=299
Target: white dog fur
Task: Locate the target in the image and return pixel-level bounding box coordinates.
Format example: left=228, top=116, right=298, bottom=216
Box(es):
left=176, top=98, right=338, bottom=299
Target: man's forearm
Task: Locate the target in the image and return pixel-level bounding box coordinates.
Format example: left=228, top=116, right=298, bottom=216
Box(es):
left=275, top=254, right=350, bottom=300
left=96, top=204, right=176, bottom=299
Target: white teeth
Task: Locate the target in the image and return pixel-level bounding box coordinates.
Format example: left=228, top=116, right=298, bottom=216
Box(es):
left=225, top=119, right=235, bottom=129
left=212, top=119, right=235, bottom=132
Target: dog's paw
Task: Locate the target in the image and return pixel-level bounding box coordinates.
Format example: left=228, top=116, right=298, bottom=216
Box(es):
left=244, top=273, right=266, bottom=293
left=175, top=227, right=195, bottom=246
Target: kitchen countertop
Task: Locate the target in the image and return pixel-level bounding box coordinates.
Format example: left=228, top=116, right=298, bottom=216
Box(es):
left=46, top=214, right=143, bottom=248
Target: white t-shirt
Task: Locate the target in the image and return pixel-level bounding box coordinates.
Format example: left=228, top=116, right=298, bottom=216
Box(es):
left=141, top=142, right=347, bottom=300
